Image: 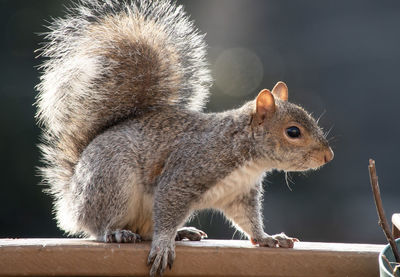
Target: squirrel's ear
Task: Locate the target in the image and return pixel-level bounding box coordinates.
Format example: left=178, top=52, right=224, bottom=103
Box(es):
left=271, top=81, right=288, bottom=101
left=255, top=89, right=276, bottom=123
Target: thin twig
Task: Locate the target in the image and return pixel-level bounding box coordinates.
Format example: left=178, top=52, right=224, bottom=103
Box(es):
left=369, top=159, right=400, bottom=263
left=382, top=254, right=395, bottom=273
left=384, top=255, right=400, bottom=277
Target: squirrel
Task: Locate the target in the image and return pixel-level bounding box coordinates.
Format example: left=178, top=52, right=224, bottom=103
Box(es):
left=35, top=0, right=334, bottom=276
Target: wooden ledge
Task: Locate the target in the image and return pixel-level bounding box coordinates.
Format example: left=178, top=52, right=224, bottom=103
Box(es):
left=0, top=239, right=384, bottom=276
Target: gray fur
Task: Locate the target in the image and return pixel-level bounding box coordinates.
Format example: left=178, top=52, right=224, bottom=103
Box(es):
left=35, top=0, right=211, bottom=224
left=36, top=1, right=333, bottom=276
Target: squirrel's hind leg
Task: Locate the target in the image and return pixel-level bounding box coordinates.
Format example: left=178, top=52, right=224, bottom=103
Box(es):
left=104, top=229, right=142, bottom=243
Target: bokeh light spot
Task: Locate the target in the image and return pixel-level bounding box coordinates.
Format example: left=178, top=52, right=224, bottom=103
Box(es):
left=214, top=48, right=263, bottom=97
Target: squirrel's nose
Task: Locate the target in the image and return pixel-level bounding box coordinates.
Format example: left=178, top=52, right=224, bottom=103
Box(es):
left=324, top=147, right=334, bottom=164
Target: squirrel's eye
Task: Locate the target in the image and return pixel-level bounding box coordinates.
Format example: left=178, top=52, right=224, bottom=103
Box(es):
left=286, top=126, right=301, bottom=138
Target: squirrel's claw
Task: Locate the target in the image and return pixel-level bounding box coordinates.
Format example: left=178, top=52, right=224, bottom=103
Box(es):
left=148, top=240, right=175, bottom=277
left=252, top=233, right=298, bottom=248
left=105, top=230, right=141, bottom=243
left=272, top=233, right=298, bottom=248
left=176, top=226, right=208, bottom=241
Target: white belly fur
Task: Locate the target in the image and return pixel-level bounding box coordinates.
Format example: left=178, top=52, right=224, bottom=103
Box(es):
left=125, top=182, right=154, bottom=240
left=125, top=160, right=269, bottom=239
left=195, top=160, right=269, bottom=210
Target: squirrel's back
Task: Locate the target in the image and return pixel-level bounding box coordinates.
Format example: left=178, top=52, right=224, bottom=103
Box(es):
left=35, top=0, right=211, bottom=205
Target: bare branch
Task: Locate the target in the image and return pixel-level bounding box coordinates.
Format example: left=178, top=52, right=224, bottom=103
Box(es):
left=368, top=159, right=400, bottom=263
left=382, top=254, right=395, bottom=273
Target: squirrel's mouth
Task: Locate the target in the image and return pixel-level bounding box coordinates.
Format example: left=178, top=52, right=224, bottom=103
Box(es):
left=287, top=151, right=334, bottom=172
left=304, top=148, right=334, bottom=171
left=290, top=165, right=317, bottom=172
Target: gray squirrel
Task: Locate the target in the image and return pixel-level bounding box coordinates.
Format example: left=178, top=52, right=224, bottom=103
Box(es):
left=35, top=0, right=334, bottom=276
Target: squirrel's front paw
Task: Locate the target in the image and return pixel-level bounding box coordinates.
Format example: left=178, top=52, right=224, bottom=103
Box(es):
left=176, top=226, right=208, bottom=241
left=147, top=239, right=175, bottom=277
left=251, top=233, right=299, bottom=248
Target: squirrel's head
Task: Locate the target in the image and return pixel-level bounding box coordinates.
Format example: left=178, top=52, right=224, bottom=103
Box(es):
left=251, top=81, right=334, bottom=172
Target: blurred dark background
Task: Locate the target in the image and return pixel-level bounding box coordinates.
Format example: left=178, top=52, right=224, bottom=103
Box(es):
left=1, top=0, right=399, bottom=244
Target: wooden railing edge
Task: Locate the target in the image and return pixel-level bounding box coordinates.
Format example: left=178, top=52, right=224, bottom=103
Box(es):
left=0, top=238, right=384, bottom=277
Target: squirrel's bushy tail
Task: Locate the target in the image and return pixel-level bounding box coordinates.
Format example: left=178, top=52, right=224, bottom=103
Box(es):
left=35, top=0, right=211, bottom=227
